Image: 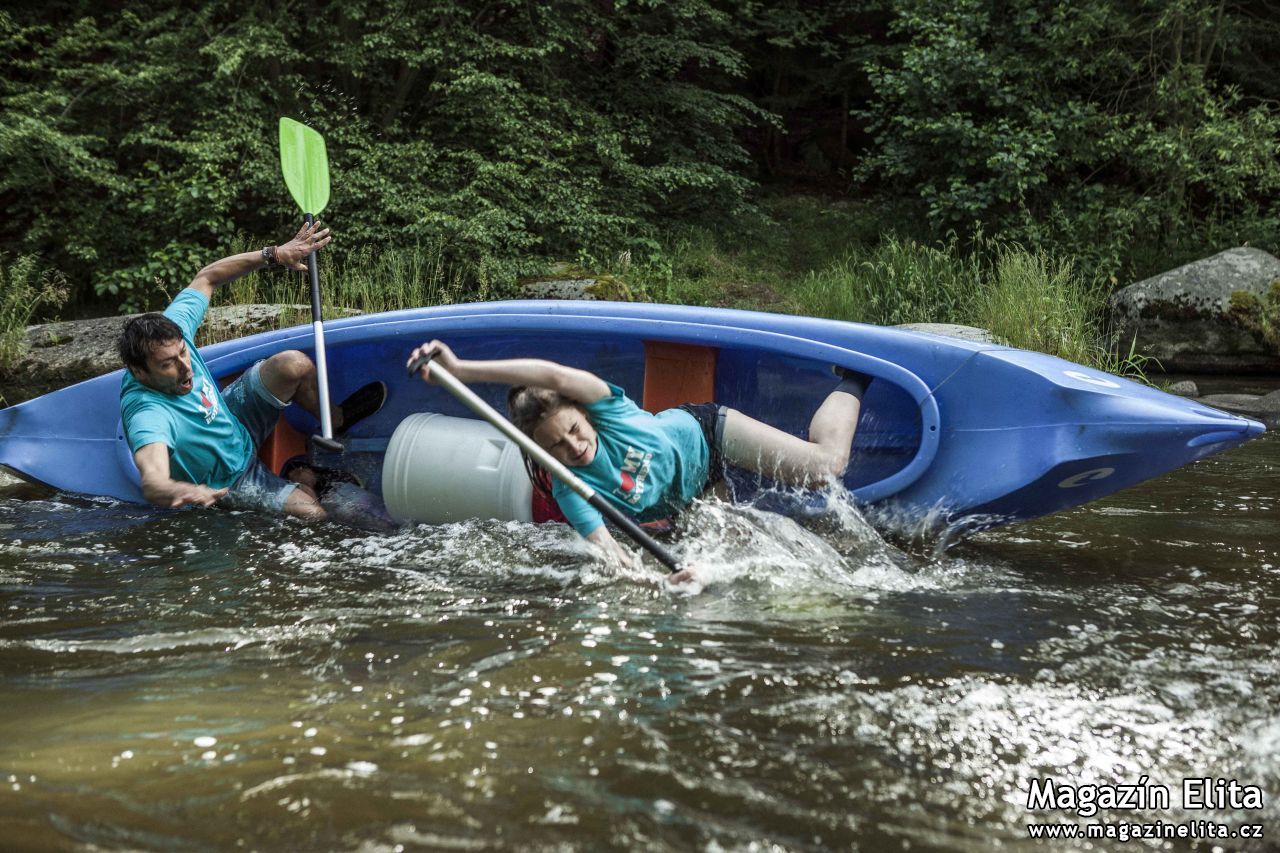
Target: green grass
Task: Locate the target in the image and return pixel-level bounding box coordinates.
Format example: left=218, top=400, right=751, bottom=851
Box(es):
left=196, top=196, right=1147, bottom=379
left=622, top=200, right=1143, bottom=377
left=975, top=245, right=1116, bottom=369
left=790, top=234, right=981, bottom=327
left=226, top=239, right=497, bottom=315
left=621, top=196, right=900, bottom=311
left=201, top=240, right=499, bottom=344
left=0, top=254, right=68, bottom=371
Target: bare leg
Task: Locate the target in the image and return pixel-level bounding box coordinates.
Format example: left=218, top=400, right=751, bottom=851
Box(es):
left=258, top=350, right=342, bottom=428
left=283, top=482, right=327, bottom=521
left=721, top=389, right=861, bottom=487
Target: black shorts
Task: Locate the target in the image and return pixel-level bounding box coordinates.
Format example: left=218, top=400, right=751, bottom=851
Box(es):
left=675, top=402, right=729, bottom=488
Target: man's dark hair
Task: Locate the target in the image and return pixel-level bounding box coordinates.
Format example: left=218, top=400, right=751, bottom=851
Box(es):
left=118, top=313, right=184, bottom=371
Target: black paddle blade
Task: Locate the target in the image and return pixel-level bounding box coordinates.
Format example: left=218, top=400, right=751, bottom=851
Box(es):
left=406, top=355, right=432, bottom=378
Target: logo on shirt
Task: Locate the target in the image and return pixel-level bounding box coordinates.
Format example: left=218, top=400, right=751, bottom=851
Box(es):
left=197, top=376, right=220, bottom=424
left=613, top=446, right=652, bottom=505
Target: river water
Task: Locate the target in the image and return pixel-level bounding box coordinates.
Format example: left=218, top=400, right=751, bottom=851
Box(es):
left=0, top=430, right=1275, bottom=851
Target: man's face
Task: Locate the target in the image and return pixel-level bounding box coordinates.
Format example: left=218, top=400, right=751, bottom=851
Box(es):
left=130, top=338, right=194, bottom=396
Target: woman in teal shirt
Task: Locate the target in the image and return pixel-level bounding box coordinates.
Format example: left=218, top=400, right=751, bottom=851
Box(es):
left=406, top=340, right=867, bottom=582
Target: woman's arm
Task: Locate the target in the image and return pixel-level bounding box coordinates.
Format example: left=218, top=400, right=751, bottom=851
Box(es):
left=589, top=526, right=701, bottom=586
left=406, top=340, right=610, bottom=404
left=586, top=525, right=639, bottom=566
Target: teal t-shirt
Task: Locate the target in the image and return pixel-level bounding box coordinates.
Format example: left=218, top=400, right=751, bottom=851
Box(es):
left=119, top=288, right=255, bottom=489
left=552, top=383, right=710, bottom=537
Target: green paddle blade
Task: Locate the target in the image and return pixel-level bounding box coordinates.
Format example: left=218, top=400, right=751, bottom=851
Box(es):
left=279, top=117, right=330, bottom=215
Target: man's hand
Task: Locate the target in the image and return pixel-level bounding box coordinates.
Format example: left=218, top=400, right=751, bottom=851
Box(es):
left=274, top=220, right=332, bottom=270
left=134, top=442, right=228, bottom=509
left=165, top=483, right=229, bottom=509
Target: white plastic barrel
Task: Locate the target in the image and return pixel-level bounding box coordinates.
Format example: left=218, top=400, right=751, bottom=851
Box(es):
left=382, top=413, right=533, bottom=524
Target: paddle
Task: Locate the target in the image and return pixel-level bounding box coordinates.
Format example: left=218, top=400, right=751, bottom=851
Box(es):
left=406, top=354, right=682, bottom=573
left=279, top=117, right=342, bottom=453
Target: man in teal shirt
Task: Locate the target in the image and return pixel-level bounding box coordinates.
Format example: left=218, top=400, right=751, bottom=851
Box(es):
left=118, top=222, right=384, bottom=520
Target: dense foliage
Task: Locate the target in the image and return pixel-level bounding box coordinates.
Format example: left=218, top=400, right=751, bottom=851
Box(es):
left=856, top=0, right=1280, bottom=273
left=1, top=0, right=759, bottom=311
left=1, top=0, right=1277, bottom=313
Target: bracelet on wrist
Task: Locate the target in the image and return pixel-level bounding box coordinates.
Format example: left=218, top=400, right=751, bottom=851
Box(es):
left=261, top=245, right=279, bottom=268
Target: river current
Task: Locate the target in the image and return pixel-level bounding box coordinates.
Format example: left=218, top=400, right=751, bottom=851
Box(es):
left=0, top=430, right=1275, bottom=850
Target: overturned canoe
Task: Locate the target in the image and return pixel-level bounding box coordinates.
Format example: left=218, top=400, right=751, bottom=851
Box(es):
left=0, top=300, right=1264, bottom=529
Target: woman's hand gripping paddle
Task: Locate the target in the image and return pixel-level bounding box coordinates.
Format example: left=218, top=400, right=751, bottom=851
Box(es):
left=406, top=354, right=683, bottom=574
left=279, top=116, right=341, bottom=453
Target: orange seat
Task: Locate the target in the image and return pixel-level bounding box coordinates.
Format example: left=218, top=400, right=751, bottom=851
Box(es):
left=641, top=341, right=717, bottom=413
left=218, top=370, right=307, bottom=475
left=258, top=416, right=308, bottom=474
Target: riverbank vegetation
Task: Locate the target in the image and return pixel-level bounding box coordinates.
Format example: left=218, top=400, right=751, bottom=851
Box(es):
left=0, top=255, right=67, bottom=370
left=3, top=0, right=1277, bottom=374
left=591, top=196, right=1139, bottom=372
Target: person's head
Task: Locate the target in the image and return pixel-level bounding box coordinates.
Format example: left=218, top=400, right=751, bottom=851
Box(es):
left=118, top=314, right=194, bottom=395
left=507, top=385, right=598, bottom=468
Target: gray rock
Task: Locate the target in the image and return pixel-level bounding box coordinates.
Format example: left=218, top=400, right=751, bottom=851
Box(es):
left=895, top=323, right=1001, bottom=345
left=1257, top=388, right=1280, bottom=413
left=1166, top=380, right=1200, bottom=397
left=522, top=278, right=599, bottom=300
left=1110, top=247, right=1280, bottom=373
left=519, top=273, right=637, bottom=302
left=0, top=304, right=340, bottom=407
left=1199, top=393, right=1269, bottom=409
left=1196, top=389, right=1280, bottom=428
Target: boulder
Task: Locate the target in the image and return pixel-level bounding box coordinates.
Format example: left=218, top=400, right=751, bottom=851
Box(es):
left=1110, top=247, right=1280, bottom=373
left=895, top=323, right=1002, bottom=345
left=519, top=276, right=636, bottom=302
left=521, top=278, right=600, bottom=300
left=1196, top=389, right=1280, bottom=428
left=0, top=304, right=331, bottom=408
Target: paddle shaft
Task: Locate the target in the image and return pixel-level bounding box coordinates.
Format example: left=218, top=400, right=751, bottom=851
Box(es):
left=304, top=213, right=339, bottom=451
left=409, top=356, right=681, bottom=573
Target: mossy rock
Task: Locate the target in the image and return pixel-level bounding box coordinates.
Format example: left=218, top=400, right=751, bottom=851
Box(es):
left=1110, top=247, right=1280, bottom=372
left=518, top=267, right=641, bottom=302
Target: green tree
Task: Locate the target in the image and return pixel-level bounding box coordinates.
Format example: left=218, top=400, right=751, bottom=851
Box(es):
left=0, top=1, right=762, bottom=312
left=855, top=0, right=1280, bottom=275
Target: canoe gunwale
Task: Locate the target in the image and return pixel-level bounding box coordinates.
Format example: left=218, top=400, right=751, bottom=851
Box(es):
left=200, top=312, right=944, bottom=504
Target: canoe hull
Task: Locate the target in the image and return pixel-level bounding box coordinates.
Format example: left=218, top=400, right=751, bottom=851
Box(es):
left=0, top=300, right=1264, bottom=529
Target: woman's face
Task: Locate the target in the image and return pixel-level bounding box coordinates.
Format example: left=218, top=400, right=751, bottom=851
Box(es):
left=532, top=406, right=598, bottom=467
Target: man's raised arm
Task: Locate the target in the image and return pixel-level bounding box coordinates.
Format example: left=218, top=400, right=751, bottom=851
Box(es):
left=187, top=221, right=332, bottom=299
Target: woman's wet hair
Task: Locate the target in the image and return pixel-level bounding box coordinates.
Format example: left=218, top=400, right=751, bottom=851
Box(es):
left=118, top=313, right=184, bottom=371
left=507, top=385, right=582, bottom=498
left=506, top=386, right=580, bottom=436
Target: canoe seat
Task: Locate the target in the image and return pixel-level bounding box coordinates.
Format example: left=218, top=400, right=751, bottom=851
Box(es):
left=258, top=417, right=307, bottom=475
left=642, top=341, right=717, bottom=413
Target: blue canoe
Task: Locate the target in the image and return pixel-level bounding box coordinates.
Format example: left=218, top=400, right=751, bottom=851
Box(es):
left=0, top=300, right=1265, bottom=528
